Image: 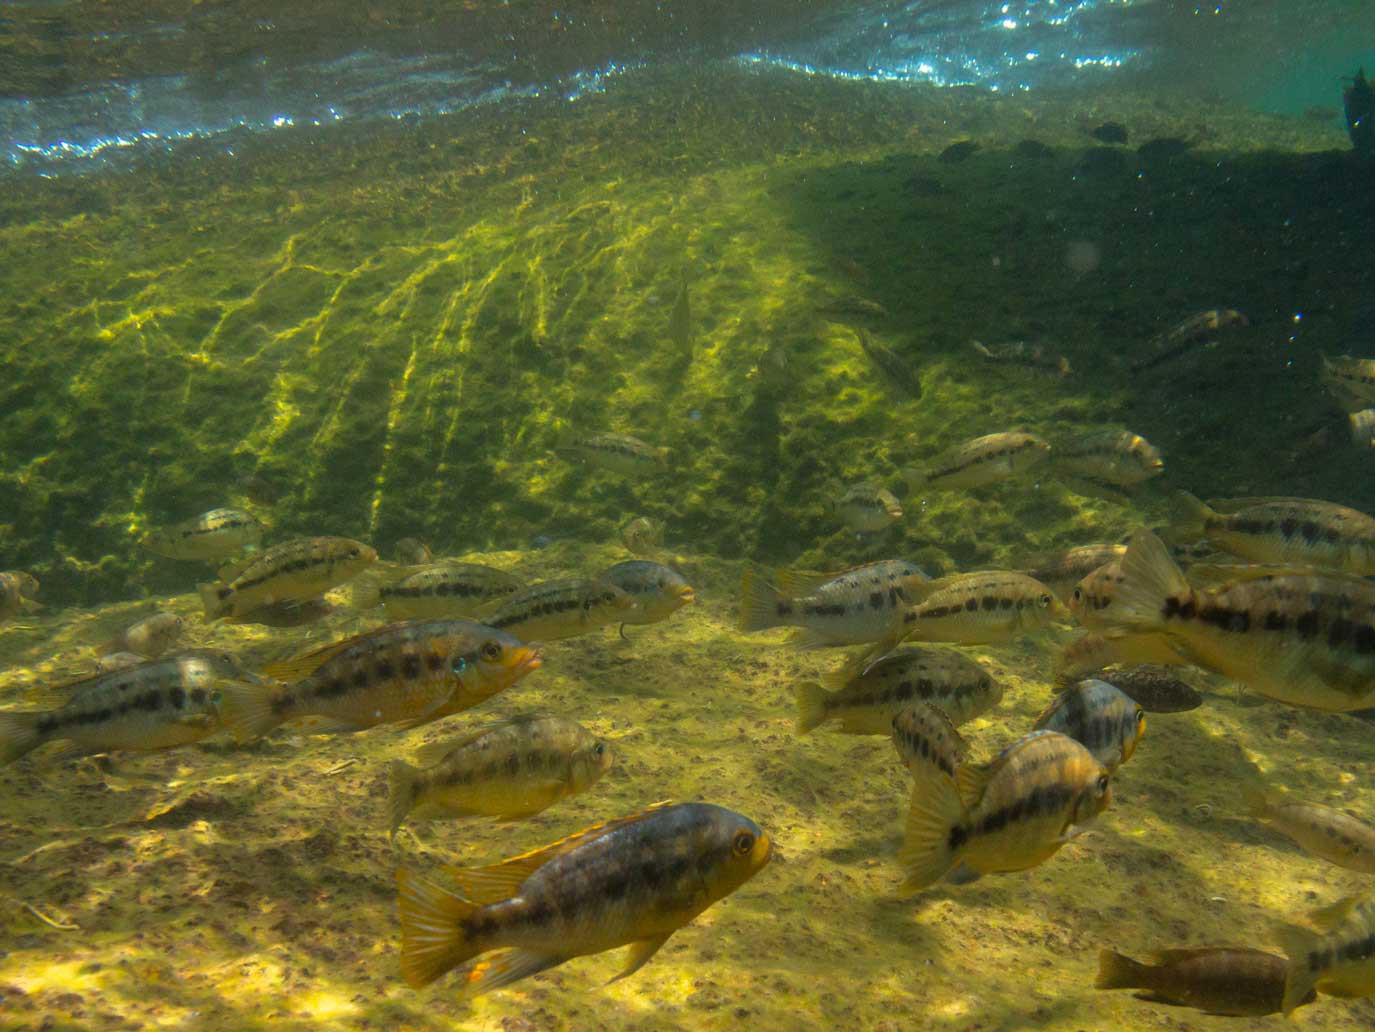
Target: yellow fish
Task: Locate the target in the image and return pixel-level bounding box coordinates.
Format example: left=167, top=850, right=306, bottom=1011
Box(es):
left=1245, top=785, right=1375, bottom=874
left=1276, top=893, right=1375, bottom=1015
left=198, top=536, right=377, bottom=621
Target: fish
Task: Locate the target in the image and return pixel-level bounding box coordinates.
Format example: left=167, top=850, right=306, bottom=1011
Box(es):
left=388, top=715, right=612, bottom=834
left=1092, top=528, right=1375, bottom=712
left=1132, top=309, right=1249, bottom=371
left=141, top=507, right=265, bottom=562
left=890, top=702, right=968, bottom=775
left=1095, top=947, right=1311, bottom=1017
left=1350, top=409, right=1375, bottom=448
left=94, top=651, right=146, bottom=673
left=738, top=559, right=931, bottom=649
left=829, top=481, right=903, bottom=533
left=1244, top=785, right=1375, bottom=874
left=232, top=597, right=337, bottom=628
left=0, top=650, right=263, bottom=765
left=599, top=560, right=694, bottom=630
left=1098, top=666, right=1202, bottom=713
left=902, top=432, right=1051, bottom=491
left=794, top=646, right=1002, bottom=734
left=1023, top=544, right=1125, bottom=603
left=1322, top=354, right=1375, bottom=409
left=394, top=538, right=434, bottom=565
left=1053, top=632, right=1191, bottom=684
left=1275, top=893, right=1375, bottom=1015
left=1049, top=430, right=1163, bottom=488
left=215, top=619, right=541, bottom=742
left=0, top=571, right=40, bottom=622
left=814, top=296, right=890, bottom=319
left=1173, top=492, right=1375, bottom=574
left=486, top=579, right=636, bottom=643
left=559, top=431, right=668, bottom=476
left=969, top=340, right=1071, bottom=378
left=621, top=516, right=665, bottom=556
left=95, top=611, right=183, bottom=659
left=1067, top=560, right=1126, bottom=631
left=197, top=536, right=378, bottom=621
left=899, top=729, right=1111, bottom=891
left=396, top=802, right=771, bottom=993
left=1033, top=679, right=1145, bottom=770
left=352, top=563, right=524, bottom=620
left=894, top=571, right=1065, bottom=647
left=856, top=330, right=922, bottom=398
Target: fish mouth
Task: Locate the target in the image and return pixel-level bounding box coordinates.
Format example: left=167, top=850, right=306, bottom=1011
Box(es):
left=754, top=832, right=775, bottom=867
left=679, top=587, right=696, bottom=604
left=511, top=647, right=543, bottom=677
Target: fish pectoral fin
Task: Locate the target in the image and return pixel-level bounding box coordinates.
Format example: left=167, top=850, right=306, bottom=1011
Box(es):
left=463, top=949, right=562, bottom=996
left=954, top=762, right=994, bottom=810
left=606, top=933, right=674, bottom=985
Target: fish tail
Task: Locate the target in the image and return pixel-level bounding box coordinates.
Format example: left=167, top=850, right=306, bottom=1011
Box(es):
left=738, top=565, right=785, bottom=632
left=1094, top=948, right=1151, bottom=990
left=197, top=582, right=231, bottom=621
left=793, top=682, right=831, bottom=734
left=1172, top=490, right=1217, bottom=542
left=0, top=710, right=44, bottom=765
left=1241, top=782, right=1274, bottom=820
left=897, top=774, right=966, bottom=893
left=215, top=680, right=287, bottom=743
left=1104, top=530, right=1191, bottom=634
left=351, top=572, right=383, bottom=611
left=388, top=760, right=422, bottom=837
left=1274, top=921, right=1322, bottom=1017
left=396, top=867, right=482, bottom=988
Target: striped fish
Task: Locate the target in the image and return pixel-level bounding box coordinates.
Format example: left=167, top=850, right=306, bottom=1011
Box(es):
left=1100, top=667, right=1202, bottom=713
left=1097, top=528, right=1375, bottom=711
left=95, top=611, right=183, bottom=659
left=396, top=802, right=771, bottom=993
left=215, top=619, right=541, bottom=741
left=0, top=650, right=262, bottom=765
left=829, top=481, right=903, bottom=533
left=352, top=562, right=523, bottom=620
left=1132, top=308, right=1248, bottom=371
left=903, top=432, right=1050, bottom=491
left=486, top=579, right=635, bottom=642
left=1174, top=493, right=1375, bottom=575
left=794, top=646, right=1002, bottom=734
left=388, top=715, right=612, bottom=833
left=899, top=729, right=1111, bottom=891
left=1275, top=893, right=1375, bottom=1015
left=739, top=559, right=930, bottom=648
left=198, top=536, right=377, bottom=621
left=1033, top=679, right=1145, bottom=770
left=560, top=431, right=668, bottom=476
left=600, top=560, right=694, bottom=628
left=890, top=702, right=967, bottom=774
left=1067, top=560, right=1127, bottom=630
left=1024, top=543, right=1126, bottom=604
left=1245, top=786, right=1375, bottom=875
left=142, top=506, right=265, bottom=562
left=896, top=571, right=1064, bottom=646
left=1053, top=631, right=1191, bottom=684
left=1049, top=430, right=1163, bottom=487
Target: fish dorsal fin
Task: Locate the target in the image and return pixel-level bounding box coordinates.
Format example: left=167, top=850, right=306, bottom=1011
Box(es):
left=955, top=761, right=995, bottom=810
left=409, top=717, right=537, bottom=768
left=215, top=553, right=259, bottom=582
left=261, top=637, right=360, bottom=683
left=1205, top=496, right=1320, bottom=512
left=774, top=568, right=832, bottom=597
left=442, top=801, right=675, bottom=904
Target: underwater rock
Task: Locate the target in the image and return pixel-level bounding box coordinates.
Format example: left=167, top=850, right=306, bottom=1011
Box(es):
left=1345, top=68, right=1374, bottom=157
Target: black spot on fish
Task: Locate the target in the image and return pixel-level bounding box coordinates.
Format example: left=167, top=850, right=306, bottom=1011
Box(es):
left=1296, top=611, right=1321, bottom=639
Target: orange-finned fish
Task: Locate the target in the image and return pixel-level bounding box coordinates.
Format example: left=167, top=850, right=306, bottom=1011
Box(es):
left=216, top=619, right=540, bottom=741
left=397, top=802, right=771, bottom=994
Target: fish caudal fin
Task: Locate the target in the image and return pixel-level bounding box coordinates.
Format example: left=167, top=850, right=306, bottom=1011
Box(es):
left=0, top=710, right=44, bottom=765
left=388, top=760, right=421, bottom=837
left=738, top=565, right=785, bottom=632
left=197, top=582, right=231, bottom=621
left=897, top=772, right=966, bottom=893
left=1274, top=921, right=1323, bottom=1017
left=1171, top=491, right=1217, bottom=542
left=1105, top=530, right=1191, bottom=634
left=793, top=682, right=831, bottom=734
left=396, top=868, right=482, bottom=988
left=1094, top=948, right=1151, bottom=990
left=215, top=681, right=287, bottom=743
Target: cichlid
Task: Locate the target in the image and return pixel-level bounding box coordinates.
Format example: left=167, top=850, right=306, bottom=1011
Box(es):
left=0, top=650, right=262, bottom=765
left=560, top=430, right=668, bottom=476
left=621, top=517, right=665, bottom=556
left=396, top=802, right=771, bottom=994
left=969, top=339, right=1071, bottom=378
left=899, top=729, right=1111, bottom=891
left=198, top=536, right=377, bottom=621
left=739, top=559, right=930, bottom=649
left=794, top=646, right=1002, bottom=734
left=1096, top=528, right=1375, bottom=711
left=890, top=702, right=967, bottom=775
left=142, top=507, right=265, bottom=562
left=1244, top=785, right=1375, bottom=874
left=394, top=538, right=434, bottom=565
left=233, top=597, right=337, bottom=628
left=352, top=563, right=524, bottom=620
left=1023, top=544, right=1125, bottom=604
left=388, top=715, right=612, bottom=834
left=1049, top=430, right=1163, bottom=488
left=902, top=432, right=1051, bottom=491
left=599, top=560, right=694, bottom=629
left=895, top=571, right=1064, bottom=647
left=94, top=651, right=145, bottom=673
left=1132, top=309, right=1248, bottom=371
left=0, top=571, right=40, bottom=622
left=486, top=579, right=635, bottom=643
left=1095, top=947, right=1311, bottom=1017
left=1054, top=631, right=1192, bottom=684
left=1173, top=492, right=1375, bottom=575
left=1322, top=354, right=1375, bottom=409
left=1067, top=560, right=1126, bottom=631
left=829, top=481, right=903, bottom=533
left=1033, top=679, right=1145, bottom=771
left=1275, top=893, right=1375, bottom=1015
left=216, top=619, right=541, bottom=742
left=1099, top=666, right=1202, bottom=713
left=95, top=611, right=183, bottom=659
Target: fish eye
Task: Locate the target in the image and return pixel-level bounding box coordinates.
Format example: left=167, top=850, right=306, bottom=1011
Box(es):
left=594, top=742, right=606, bottom=757
left=1071, top=588, right=1083, bottom=603
left=1038, top=593, right=1052, bottom=608
left=480, top=640, right=503, bottom=661
left=732, top=829, right=755, bottom=856
left=1095, top=773, right=1110, bottom=794
left=1135, top=707, right=1146, bottom=726
left=210, top=689, right=223, bottom=706
left=348, top=548, right=359, bottom=557
left=452, top=656, right=470, bottom=675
